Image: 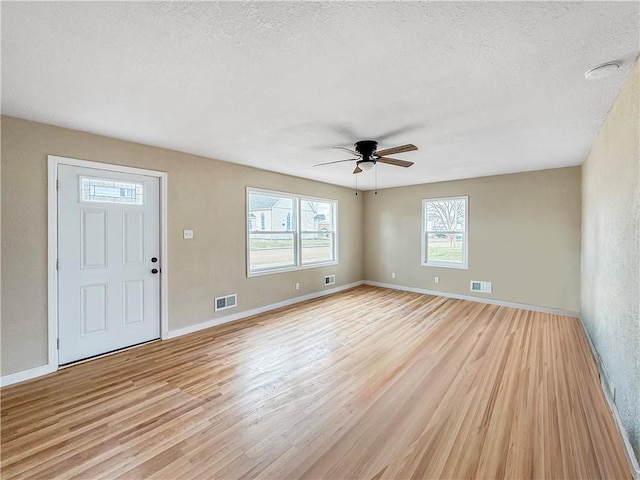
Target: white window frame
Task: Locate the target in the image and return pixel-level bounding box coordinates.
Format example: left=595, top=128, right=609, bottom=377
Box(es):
left=422, top=195, right=468, bottom=269
left=246, top=187, right=338, bottom=276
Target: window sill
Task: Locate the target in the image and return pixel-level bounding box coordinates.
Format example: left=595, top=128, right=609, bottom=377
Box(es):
left=248, top=260, right=338, bottom=277
left=422, top=262, right=468, bottom=270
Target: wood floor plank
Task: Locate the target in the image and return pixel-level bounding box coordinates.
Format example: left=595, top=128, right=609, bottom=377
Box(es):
left=1, top=285, right=631, bottom=479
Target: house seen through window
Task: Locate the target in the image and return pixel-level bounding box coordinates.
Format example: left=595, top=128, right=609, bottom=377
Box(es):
left=247, top=188, right=337, bottom=275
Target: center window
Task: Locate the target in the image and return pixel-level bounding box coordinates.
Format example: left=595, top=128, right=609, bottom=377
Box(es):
left=247, top=188, right=337, bottom=275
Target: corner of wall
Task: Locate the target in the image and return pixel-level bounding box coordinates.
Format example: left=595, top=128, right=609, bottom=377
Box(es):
left=580, top=57, right=640, bottom=474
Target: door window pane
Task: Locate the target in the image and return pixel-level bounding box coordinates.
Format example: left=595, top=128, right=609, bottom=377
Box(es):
left=81, top=177, right=144, bottom=205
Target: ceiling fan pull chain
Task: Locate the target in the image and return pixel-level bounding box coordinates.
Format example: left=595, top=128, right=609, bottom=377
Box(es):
left=355, top=173, right=358, bottom=196
left=375, top=164, right=378, bottom=195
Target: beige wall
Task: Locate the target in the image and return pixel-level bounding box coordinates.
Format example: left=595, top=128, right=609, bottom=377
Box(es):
left=363, top=167, right=581, bottom=312
left=0, top=116, right=363, bottom=376
left=581, top=59, right=640, bottom=462
left=0, top=116, right=585, bottom=382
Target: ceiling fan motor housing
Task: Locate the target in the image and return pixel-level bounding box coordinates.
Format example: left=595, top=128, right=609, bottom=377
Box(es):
left=354, top=140, right=378, bottom=164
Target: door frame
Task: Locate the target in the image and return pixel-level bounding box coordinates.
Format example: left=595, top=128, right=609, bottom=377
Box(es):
left=47, top=155, right=169, bottom=371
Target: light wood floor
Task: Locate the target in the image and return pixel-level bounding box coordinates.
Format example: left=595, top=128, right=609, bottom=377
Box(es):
left=1, top=286, right=630, bottom=479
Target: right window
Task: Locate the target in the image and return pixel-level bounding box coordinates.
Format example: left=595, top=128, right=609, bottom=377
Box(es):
left=422, top=196, right=468, bottom=269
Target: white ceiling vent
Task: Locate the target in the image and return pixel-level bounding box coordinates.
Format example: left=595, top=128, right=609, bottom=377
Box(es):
left=215, top=293, right=237, bottom=312
left=470, top=281, right=492, bottom=293
left=324, top=275, right=336, bottom=286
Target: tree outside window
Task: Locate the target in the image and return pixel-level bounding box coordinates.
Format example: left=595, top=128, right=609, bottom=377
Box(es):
left=422, top=196, right=468, bottom=269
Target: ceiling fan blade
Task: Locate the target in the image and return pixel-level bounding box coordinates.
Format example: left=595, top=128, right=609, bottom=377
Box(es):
left=353, top=165, right=363, bottom=174
left=313, top=158, right=357, bottom=167
left=333, top=146, right=360, bottom=156
left=377, top=157, right=414, bottom=168
left=375, top=144, right=418, bottom=157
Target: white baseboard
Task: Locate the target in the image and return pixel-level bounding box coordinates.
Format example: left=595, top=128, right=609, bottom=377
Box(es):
left=0, top=282, right=364, bottom=388
left=0, top=363, right=56, bottom=388
left=4, top=280, right=636, bottom=477
left=364, top=281, right=580, bottom=317
left=166, top=281, right=364, bottom=339
left=577, top=315, right=640, bottom=479
left=369, top=280, right=639, bottom=476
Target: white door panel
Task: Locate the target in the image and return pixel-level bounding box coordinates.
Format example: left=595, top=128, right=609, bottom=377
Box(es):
left=58, top=165, right=160, bottom=364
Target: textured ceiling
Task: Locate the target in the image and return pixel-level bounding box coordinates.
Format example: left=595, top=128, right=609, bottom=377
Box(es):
left=2, top=2, right=638, bottom=190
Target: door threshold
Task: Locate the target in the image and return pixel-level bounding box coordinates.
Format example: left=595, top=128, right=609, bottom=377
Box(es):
left=59, top=338, right=161, bottom=369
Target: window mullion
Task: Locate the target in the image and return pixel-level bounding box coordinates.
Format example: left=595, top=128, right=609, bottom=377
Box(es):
left=293, top=197, right=302, bottom=267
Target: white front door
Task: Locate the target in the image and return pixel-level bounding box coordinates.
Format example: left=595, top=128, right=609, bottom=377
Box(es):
left=58, top=164, right=160, bottom=364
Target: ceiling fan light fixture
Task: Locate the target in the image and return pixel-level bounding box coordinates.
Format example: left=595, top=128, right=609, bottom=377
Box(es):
left=359, top=161, right=375, bottom=171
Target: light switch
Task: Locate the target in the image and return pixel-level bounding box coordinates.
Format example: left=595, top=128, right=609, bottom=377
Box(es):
left=183, top=229, right=194, bottom=239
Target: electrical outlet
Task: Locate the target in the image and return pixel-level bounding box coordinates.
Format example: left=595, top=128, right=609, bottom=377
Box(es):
left=434, top=276, right=439, bottom=284
left=391, top=272, right=396, bottom=279
left=295, top=282, right=300, bottom=290
left=183, top=229, right=194, bottom=239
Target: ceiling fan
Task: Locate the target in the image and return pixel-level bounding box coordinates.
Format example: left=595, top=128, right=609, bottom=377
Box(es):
left=314, top=140, right=418, bottom=174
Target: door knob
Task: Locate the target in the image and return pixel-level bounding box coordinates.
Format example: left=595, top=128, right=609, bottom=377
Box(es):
left=151, top=268, right=159, bottom=274
left=151, top=257, right=158, bottom=263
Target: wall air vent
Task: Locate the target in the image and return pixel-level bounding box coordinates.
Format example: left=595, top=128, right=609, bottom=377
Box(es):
left=215, top=293, right=237, bottom=312
left=324, top=275, right=336, bottom=286
left=470, top=281, right=492, bottom=293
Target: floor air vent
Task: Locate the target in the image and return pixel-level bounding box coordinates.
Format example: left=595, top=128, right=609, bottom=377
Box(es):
left=324, top=275, right=336, bottom=286
left=215, top=293, right=237, bottom=312
left=470, top=281, right=492, bottom=293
